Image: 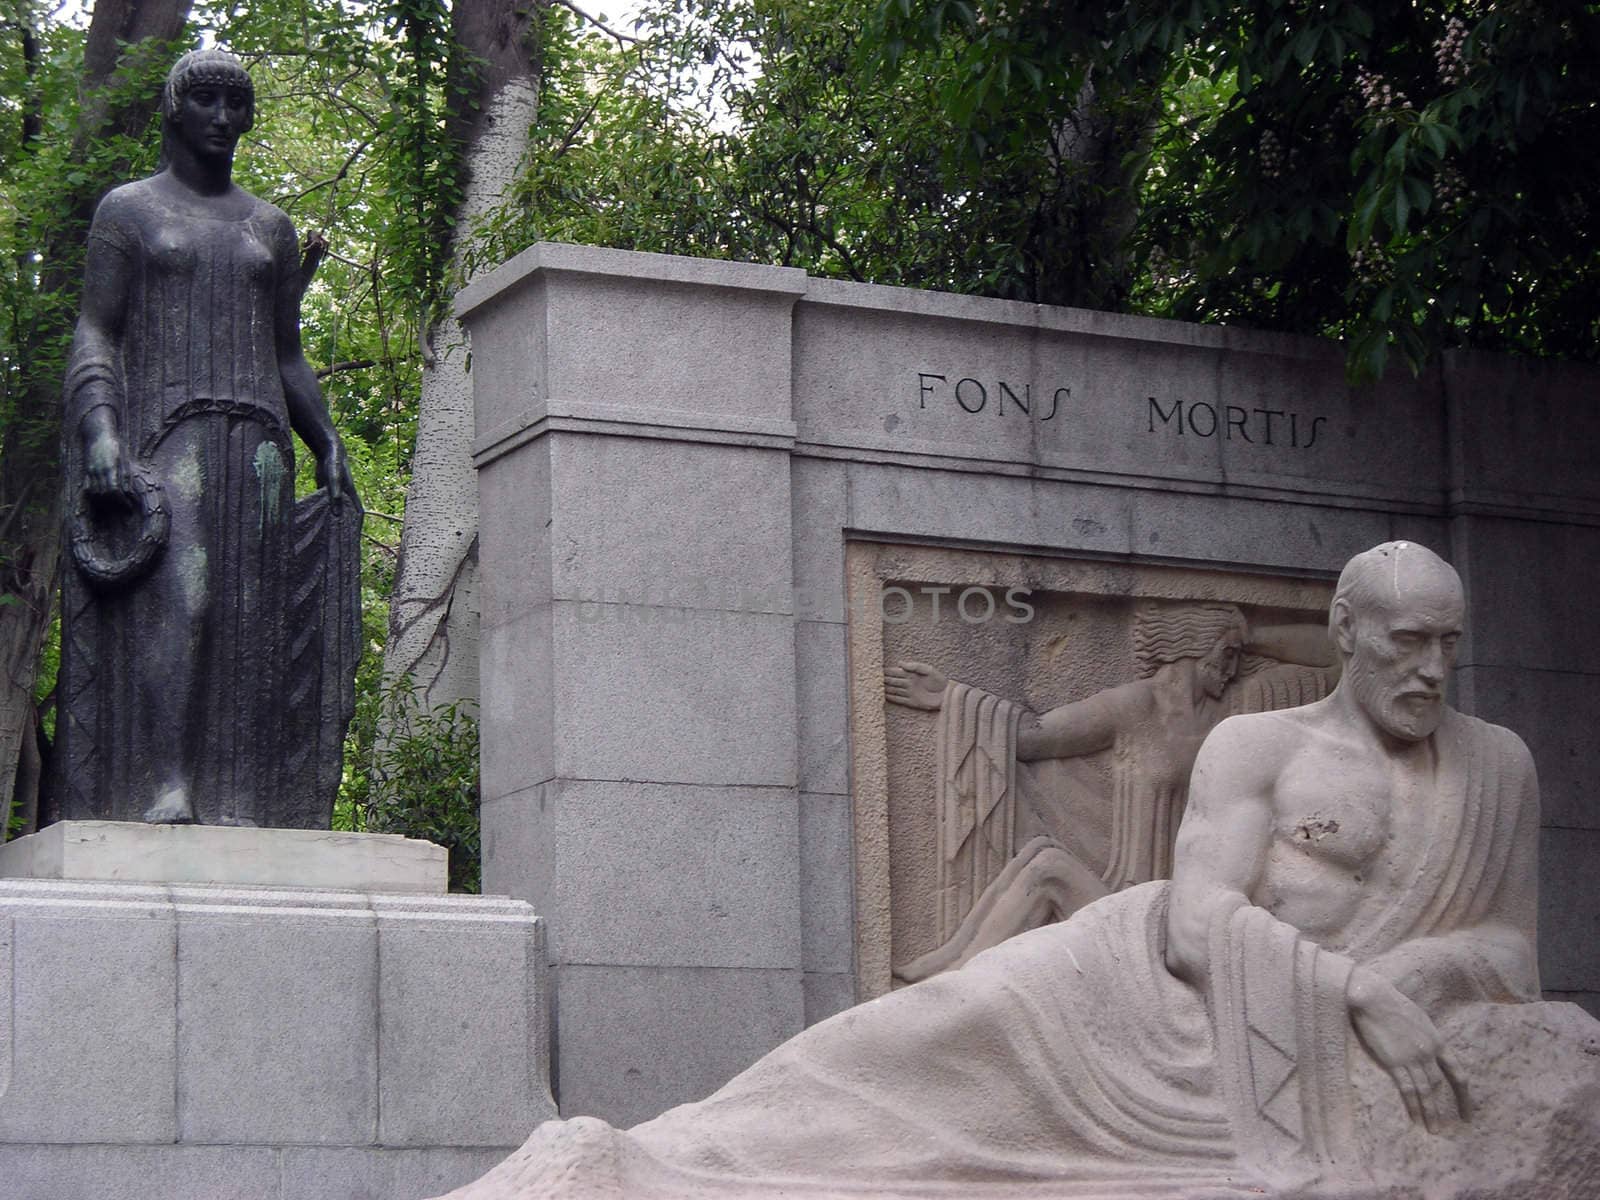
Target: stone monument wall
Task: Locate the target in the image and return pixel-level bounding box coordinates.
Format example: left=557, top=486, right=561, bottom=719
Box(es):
left=458, top=243, right=1600, bottom=1127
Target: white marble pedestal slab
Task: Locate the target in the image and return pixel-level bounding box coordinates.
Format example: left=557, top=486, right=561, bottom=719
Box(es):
left=0, top=868, right=554, bottom=1200
left=0, top=820, right=448, bottom=892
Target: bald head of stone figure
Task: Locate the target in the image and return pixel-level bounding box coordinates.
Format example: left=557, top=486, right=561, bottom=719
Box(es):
left=1330, top=541, right=1465, bottom=742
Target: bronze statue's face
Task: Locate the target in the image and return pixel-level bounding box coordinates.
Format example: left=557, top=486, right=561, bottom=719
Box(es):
left=1197, top=631, right=1243, bottom=699
left=1343, top=563, right=1463, bottom=741
left=175, top=83, right=251, bottom=161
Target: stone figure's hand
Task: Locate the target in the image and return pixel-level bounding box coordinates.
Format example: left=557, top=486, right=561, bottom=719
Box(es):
left=83, top=421, right=130, bottom=504
left=316, top=438, right=358, bottom=506
left=1348, top=966, right=1469, bottom=1132
left=885, top=662, right=947, bottom=711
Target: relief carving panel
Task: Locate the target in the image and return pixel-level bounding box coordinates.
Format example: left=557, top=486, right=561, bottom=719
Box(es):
left=846, top=544, right=1337, bottom=997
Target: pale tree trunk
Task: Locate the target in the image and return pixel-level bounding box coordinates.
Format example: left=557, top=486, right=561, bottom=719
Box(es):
left=0, top=0, right=192, bottom=833
left=382, top=0, right=541, bottom=715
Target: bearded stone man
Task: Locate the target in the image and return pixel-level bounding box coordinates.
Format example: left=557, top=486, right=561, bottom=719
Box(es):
left=434, top=542, right=1599, bottom=1200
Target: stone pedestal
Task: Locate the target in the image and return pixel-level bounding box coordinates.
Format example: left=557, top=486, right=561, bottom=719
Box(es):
left=0, top=820, right=447, bottom=892
left=0, top=830, right=555, bottom=1200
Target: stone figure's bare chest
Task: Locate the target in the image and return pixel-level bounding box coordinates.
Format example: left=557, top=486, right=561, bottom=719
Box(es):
left=1271, top=753, right=1395, bottom=870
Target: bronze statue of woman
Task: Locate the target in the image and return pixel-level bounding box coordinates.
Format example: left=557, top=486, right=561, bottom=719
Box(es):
left=54, top=48, right=362, bottom=828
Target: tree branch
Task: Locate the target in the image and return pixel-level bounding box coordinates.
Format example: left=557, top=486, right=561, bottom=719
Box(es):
left=315, top=357, right=379, bottom=379
left=550, top=0, right=641, bottom=45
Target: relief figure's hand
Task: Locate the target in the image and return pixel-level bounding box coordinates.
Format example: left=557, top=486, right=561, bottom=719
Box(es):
left=884, top=661, right=947, bottom=711
left=1348, top=965, right=1469, bottom=1132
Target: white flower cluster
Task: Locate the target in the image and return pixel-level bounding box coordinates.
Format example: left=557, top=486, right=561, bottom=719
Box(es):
left=1434, top=165, right=1465, bottom=209
left=1435, top=17, right=1470, bottom=86
left=1357, top=67, right=1410, bottom=112
left=1350, top=242, right=1390, bottom=286
left=1258, top=129, right=1286, bottom=177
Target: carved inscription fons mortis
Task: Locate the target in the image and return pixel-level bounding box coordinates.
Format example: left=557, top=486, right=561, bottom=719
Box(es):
left=912, top=372, right=1329, bottom=449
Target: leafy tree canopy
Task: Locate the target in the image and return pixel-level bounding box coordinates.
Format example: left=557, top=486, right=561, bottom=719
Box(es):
left=494, top=0, right=1600, bottom=380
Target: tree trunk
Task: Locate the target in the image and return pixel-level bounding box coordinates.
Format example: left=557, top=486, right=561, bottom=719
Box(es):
left=0, top=0, right=192, bottom=832
left=382, top=0, right=541, bottom=714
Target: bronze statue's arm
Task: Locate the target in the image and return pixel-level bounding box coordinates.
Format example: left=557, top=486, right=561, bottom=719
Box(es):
left=274, top=215, right=356, bottom=505
left=1162, top=714, right=1277, bottom=983
left=1017, top=682, right=1138, bottom=762
left=1245, top=623, right=1338, bottom=668
left=69, top=212, right=134, bottom=495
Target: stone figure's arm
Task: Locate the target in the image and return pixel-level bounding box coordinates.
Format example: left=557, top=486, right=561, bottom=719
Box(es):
left=68, top=204, right=134, bottom=497
left=1362, top=734, right=1541, bottom=1008
left=1245, top=624, right=1338, bottom=669
left=1017, top=682, right=1139, bottom=762
left=274, top=214, right=356, bottom=505
left=1162, top=716, right=1277, bottom=984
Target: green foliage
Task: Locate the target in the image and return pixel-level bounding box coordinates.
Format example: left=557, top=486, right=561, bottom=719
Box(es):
left=479, top=0, right=1153, bottom=308
left=483, top=0, right=1600, bottom=380
left=338, top=685, right=481, bottom=894
left=0, top=10, right=176, bottom=467
left=375, top=0, right=464, bottom=323
left=874, top=0, right=1600, bottom=378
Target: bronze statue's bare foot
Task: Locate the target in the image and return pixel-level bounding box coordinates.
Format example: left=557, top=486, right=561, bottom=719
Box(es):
left=143, top=786, right=195, bottom=824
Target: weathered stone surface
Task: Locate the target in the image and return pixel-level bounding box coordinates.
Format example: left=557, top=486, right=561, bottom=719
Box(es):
left=479, top=606, right=555, bottom=801
left=283, top=1147, right=518, bottom=1200
left=795, top=621, right=849, bottom=796
left=552, top=963, right=803, bottom=1128
left=1455, top=664, right=1600, bottom=831
left=430, top=542, right=1600, bottom=1200
left=0, top=821, right=446, bottom=892
left=0, top=1145, right=283, bottom=1200
left=0, top=883, right=177, bottom=1144
left=545, top=437, right=794, bottom=611
left=788, top=457, right=849, bottom=625
left=1538, top=828, right=1600, bottom=993
left=798, top=791, right=852, bottom=975
left=548, top=602, right=797, bottom=786
left=461, top=243, right=1600, bottom=1134
left=176, top=892, right=380, bottom=1144
left=539, top=779, right=801, bottom=969
left=377, top=915, right=551, bottom=1146
left=0, top=879, right=553, bottom=1199
left=800, top=970, right=855, bottom=1027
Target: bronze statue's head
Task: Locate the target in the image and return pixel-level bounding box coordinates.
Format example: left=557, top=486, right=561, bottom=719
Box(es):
left=164, top=49, right=255, bottom=125
left=1331, top=541, right=1465, bottom=740
left=162, top=48, right=255, bottom=155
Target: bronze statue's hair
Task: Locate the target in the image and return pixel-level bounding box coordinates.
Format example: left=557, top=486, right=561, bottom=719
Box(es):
left=1132, top=603, right=1246, bottom=678
left=1329, top=540, right=1460, bottom=643
left=162, top=48, right=255, bottom=131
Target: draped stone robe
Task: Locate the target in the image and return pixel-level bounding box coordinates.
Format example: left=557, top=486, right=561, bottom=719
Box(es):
left=431, top=709, right=1600, bottom=1200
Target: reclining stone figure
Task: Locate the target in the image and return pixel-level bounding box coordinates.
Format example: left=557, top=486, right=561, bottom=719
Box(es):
left=435, top=541, right=1600, bottom=1200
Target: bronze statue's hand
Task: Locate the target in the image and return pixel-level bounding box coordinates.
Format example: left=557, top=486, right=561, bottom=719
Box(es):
left=1348, top=966, right=1469, bottom=1132
left=83, top=424, right=130, bottom=503
left=315, top=438, right=359, bottom=507
left=885, top=661, right=948, bottom=711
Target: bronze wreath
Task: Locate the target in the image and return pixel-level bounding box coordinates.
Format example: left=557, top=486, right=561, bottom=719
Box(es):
left=70, top=465, right=170, bottom=590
